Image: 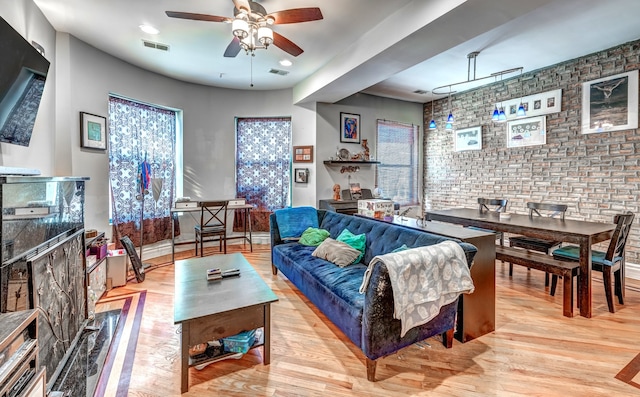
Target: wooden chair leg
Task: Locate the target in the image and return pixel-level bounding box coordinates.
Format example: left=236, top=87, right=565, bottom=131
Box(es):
left=550, top=275, right=558, bottom=296
left=614, top=269, right=624, bottom=304
left=271, top=265, right=278, bottom=275
left=366, top=358, right=377, bottom=382
left=545, top=272, right=550, bottom=287
left=602, top=267, right=615, bottom=313
left=508, top=263, right=513, bottom=276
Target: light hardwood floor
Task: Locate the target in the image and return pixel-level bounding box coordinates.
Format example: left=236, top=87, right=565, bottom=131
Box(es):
left=102, top=244, right=640, bottom=396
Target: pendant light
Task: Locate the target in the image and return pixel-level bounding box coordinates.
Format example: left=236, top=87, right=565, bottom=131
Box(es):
left=516, top=69, right=526, bottom=117
left=428, top=94, right=437, bottom=130
left=445, top=86, right=454, bottom=131
left=495, top=75, right=507, bottom=123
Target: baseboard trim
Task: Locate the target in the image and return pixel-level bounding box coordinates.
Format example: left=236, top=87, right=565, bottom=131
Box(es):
left=140, top=233, right=270, bottom=261
left=626, top=262, right=640, bottom=280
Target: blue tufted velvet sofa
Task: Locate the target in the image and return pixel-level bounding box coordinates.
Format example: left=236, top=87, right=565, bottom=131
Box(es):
left=270, top=209, right=477, bottom=381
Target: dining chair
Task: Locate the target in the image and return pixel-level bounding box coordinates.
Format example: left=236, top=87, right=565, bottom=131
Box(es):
left=195, top=200, right=229, bottom=256
left=551, top=212, right=635, bottom=313
left=508, top=202, right=568, bottom=287
left=469, top=198, right=508, bottom=245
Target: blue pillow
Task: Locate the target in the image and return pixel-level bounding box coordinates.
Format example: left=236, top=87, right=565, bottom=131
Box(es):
left=275, top=206, right=318, bottom=239
left=336, top=228, right=366, bottom=263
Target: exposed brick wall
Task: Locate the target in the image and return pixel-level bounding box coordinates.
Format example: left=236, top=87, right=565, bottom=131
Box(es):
left=423, top=39, right=640, bottom=263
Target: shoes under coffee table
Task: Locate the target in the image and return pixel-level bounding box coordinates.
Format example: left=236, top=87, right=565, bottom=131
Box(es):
left=174, top=253, right=278, bottom=393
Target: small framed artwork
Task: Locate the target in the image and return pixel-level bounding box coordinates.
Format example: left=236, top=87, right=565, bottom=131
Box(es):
left=507, top=116, right=546, bottom=148
left=340, top=112, right=361, bottom=143
left=455, top=126, right=482, bottom=151
left=294, top=168, right=308, bottom=183
left=293, top=145, right=313, bottom=163
left=80, top=112, right=107, bottom=150
left=582, top=70, right=639, bottom=134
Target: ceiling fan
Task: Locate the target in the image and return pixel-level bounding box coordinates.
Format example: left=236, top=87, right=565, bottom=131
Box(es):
left=166, top=0, right=323, bottom=57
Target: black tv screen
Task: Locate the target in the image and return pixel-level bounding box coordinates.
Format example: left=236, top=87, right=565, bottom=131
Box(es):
left=0, top=16, right=50, bottom=147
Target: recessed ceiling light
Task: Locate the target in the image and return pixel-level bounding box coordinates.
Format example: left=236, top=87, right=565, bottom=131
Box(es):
left=279, top=59, right=293, bottom=67
left=139, top=25, right=159, bottom=35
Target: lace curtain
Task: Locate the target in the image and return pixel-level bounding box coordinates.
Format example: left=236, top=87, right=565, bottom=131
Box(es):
left=236, top=117, right=291, bottom=231
left=108, top=96, right=177, bottom=247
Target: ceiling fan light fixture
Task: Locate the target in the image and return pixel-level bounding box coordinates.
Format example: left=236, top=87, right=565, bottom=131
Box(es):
left=258, top=26, right=273, bottom=46
left=232, top=18, right=249, bottom=39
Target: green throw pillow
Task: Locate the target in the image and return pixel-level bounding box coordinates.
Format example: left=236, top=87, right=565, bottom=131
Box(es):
left=391, top=244, right=409, bottom=253
left=299, top=227, right=330, bottom=246
left=336, top=228, right=366, bottom=263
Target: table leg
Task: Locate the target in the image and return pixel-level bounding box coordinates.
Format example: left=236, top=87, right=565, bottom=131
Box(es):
left=180, top=321, right=190, bottom=393
left=264, top=304, right=270, bottom=364
left=171, top=213, right=176, bottom=264
left=579, top=238, right=592, bottom=318
left=247, top=208, right=253, bottom=252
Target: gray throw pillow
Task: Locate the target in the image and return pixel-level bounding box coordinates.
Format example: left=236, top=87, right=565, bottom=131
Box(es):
left=312, top=238, right=361, bottom=267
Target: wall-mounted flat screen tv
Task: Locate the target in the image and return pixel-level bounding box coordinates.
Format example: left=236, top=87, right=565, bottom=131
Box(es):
left=0, top=16, right=50, bottom=147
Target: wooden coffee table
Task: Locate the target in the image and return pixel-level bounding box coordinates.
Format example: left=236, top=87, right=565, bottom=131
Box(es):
left=174, top=253, right=278, bottom=393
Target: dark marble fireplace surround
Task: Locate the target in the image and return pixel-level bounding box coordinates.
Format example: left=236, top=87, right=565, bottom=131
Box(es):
left=0, top=176, right=90, bottom=392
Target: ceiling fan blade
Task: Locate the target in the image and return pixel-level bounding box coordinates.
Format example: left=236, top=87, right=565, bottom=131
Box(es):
left=165, top=11, right=229, bottom=23
left=268, top=8, right=323, bottom=24
left=273, top=32, right=303, bottom=57
left=224, top=37, right=242, bottom=57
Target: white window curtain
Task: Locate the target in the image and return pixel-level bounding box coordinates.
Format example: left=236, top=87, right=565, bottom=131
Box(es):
left=375, top=119, right=420, bottom=206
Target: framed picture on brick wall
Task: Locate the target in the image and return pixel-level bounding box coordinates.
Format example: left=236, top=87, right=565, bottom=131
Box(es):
left=582, top=70, right=638, bottom=134
left=455, top=126, right=482, bottom=151
left=507, top=116, right=546, bottom=148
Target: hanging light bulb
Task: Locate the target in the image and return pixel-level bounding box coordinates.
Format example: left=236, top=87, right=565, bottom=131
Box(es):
left=428, top=94, right=437, bottom=130
left=492, top=105, right=500, bottom=121
left=497, top=107, right=507, bottom=122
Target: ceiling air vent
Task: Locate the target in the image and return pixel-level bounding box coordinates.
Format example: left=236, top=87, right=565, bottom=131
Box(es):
left=413, top=89, right=428, bottom=94
left=142, top=40, right=170, bottom=52
left=269, top=68, right=289, bottom=76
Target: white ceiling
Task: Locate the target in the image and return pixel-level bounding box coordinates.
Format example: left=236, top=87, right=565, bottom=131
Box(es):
left=33, top=0, right=640, bottom=104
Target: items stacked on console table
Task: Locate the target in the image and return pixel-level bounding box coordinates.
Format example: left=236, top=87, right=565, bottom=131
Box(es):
left=0, top=176, right=88, bottom=391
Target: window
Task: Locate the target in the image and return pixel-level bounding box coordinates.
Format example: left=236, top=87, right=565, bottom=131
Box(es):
left=375, top=119, right=420, bottom=206
left=108, top=95, right=178, bottom=246
left=236, top=117, right=291, bottom=231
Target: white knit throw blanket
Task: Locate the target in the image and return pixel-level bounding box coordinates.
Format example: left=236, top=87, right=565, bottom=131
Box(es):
left=359, top=241, right=475, bottom=337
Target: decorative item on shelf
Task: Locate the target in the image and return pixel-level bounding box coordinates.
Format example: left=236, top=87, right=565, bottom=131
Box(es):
left=293, top=145, right=313, bottom=163
left=361, top=139, right=370, bottom=160
left=340, top=112, right=360, bottom=143
left=333, top=184, right=341, bottom=200
left=431, top=51, right=522, bottom=127
left=337, top=147, right=350, bottom=160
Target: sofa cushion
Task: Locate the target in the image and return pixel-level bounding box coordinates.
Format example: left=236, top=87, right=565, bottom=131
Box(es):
left=299, top=227, right=330, bottom=246
left=336, top=228, right=366, bottom=263
left=275, top=206, right=318, bottom=238
left=312, top=238, right=361, bottom=267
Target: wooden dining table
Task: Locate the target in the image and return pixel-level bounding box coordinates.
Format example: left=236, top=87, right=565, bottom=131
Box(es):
left=425, top=208, right=617, bottom=318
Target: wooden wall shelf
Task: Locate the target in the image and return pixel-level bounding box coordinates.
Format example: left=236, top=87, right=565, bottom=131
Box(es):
left=323, top=160, right=380, bottom=165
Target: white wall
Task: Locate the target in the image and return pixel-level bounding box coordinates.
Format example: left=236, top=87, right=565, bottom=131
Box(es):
left=316, top=93, right=424, bottom=203
left=1, top=1, right=418, bottom=247
left=58, top=35, right=318, bottom=239
left=0, top=0, right=57, bottom=174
